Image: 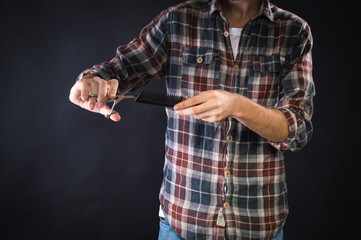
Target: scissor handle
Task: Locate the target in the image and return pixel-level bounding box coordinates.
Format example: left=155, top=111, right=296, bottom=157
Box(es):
left=104, top=95, right=136, bottom=120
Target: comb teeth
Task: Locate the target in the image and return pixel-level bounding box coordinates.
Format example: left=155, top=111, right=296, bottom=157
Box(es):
left=134, top=91, right=183, bottom=108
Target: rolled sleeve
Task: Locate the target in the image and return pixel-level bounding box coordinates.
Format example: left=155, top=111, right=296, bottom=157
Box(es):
left=269, top=25, right=315, bottom=152
left=270, top=107, right=312, bottom=151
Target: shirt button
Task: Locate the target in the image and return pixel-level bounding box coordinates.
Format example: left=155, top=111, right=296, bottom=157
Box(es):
left=197, top=56, right=204, bottom=64
left=225, top=170, right=231, bottom=177
left=227, top=135, right=233, bottom=142
left=234, top=64, right=239, bottom=72
left=224, top=31, right=229, bottom=37
left=224, top=202, right=230, bottom=209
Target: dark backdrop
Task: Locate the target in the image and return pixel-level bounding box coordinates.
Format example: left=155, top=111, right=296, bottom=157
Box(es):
left=1, top=0, right=359, bottom=239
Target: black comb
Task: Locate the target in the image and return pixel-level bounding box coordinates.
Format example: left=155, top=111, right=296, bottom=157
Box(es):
left=134, top=90, right=183, bottom=107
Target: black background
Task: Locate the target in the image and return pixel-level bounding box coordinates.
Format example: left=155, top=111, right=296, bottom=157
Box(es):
left=1, top=0, right=359, bottom=239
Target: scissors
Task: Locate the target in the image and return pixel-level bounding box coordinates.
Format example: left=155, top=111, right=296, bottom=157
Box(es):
left=104, top=80, right=142, bottom=120
left=105, top=95, right=135, bottom=119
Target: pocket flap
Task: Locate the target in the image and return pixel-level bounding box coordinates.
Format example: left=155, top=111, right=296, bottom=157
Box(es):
left=182, top=47, right=218, bottom=65
left=251, top=55, right=282, bottom=73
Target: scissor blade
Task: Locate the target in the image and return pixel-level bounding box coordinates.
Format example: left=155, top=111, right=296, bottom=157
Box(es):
left=105, top=79, right=142, bottom=120
left=105, top=95, right=136, bottom=119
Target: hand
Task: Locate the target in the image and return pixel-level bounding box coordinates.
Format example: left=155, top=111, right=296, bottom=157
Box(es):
left=69, top=74, right=121, bottom=122
left=174, top=90, right=238, bottom=122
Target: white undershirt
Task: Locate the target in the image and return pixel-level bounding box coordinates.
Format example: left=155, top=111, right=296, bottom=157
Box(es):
left=229, top=27, right=243, bottom=60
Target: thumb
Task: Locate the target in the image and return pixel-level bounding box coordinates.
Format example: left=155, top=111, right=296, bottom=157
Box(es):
left=98, top=104, right=121, bottom=122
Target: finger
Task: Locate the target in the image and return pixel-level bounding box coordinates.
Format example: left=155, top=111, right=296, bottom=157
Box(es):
left=194, top=108, right=221, bottom=120
left=109, top=112, right=121, bottom=122
left=174, top=97, right=197, bottom=111
left=176, top=99, right=214, bottom=116
left=200, top=115, right=221, bottom=123
left=77, top=80, right=90, bottom=102
left=98, top=104, right=121, bottom=122
left=70, top=83, right=93, bottom=110
left=94, top=77, right=107, bottom=110
left=71, top=87, right=121, bottom=122
left=88, top=80, right=99, bottom=110
left=107, top=79, right=119, bottom=99
left=69, top=86, right=85, bottom=106
left=174, top=92, right=209, bottom=111
left=70, top=79, right=90, bottom=102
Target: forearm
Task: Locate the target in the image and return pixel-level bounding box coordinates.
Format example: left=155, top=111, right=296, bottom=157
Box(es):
left=174, top=90, right=289, bottom=143
left=231, top=94, right=289, bottom=143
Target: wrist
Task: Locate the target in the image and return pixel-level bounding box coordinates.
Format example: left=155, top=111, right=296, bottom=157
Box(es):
left=231, top=93, right=247, bottom=120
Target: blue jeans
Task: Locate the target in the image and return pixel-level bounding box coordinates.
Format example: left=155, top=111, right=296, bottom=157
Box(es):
left=158, top=217, right=284, bottom=240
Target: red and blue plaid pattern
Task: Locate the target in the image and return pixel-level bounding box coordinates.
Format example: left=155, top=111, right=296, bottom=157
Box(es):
left=81, top=0, right=314, bottom=239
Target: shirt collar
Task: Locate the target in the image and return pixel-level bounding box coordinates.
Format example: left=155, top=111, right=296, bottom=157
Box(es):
left=209, top=0, right=276, bottom=23
left=259, top=0, right=276, bottom=22
left=209, top=0, right=221, bottom=16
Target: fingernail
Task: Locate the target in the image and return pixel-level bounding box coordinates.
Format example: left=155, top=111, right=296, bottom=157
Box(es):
left=96, top=102, right=104, bottom=109
left=90, top=103, right=95, bottom=109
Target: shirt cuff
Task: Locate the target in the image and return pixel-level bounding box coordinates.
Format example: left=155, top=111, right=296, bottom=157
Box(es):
left=268, top=108, right=298, bottom=151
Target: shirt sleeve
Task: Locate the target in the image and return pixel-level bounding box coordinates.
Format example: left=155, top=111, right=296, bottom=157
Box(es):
left=269, top=24, right=315, bottom=152
left=77, top=9, right=170, bottom=93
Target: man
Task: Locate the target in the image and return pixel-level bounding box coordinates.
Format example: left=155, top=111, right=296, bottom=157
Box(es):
left=69, top=0, right=314, bottom=239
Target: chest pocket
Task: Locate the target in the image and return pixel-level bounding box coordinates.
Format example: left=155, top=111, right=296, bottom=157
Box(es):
left=247, top=55, right=282, bottom=106
left=181, top=47, right=220, bottom=97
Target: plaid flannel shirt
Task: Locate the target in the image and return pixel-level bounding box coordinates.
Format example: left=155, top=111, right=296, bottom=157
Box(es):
left=80, top=0, right=315, bottom=239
